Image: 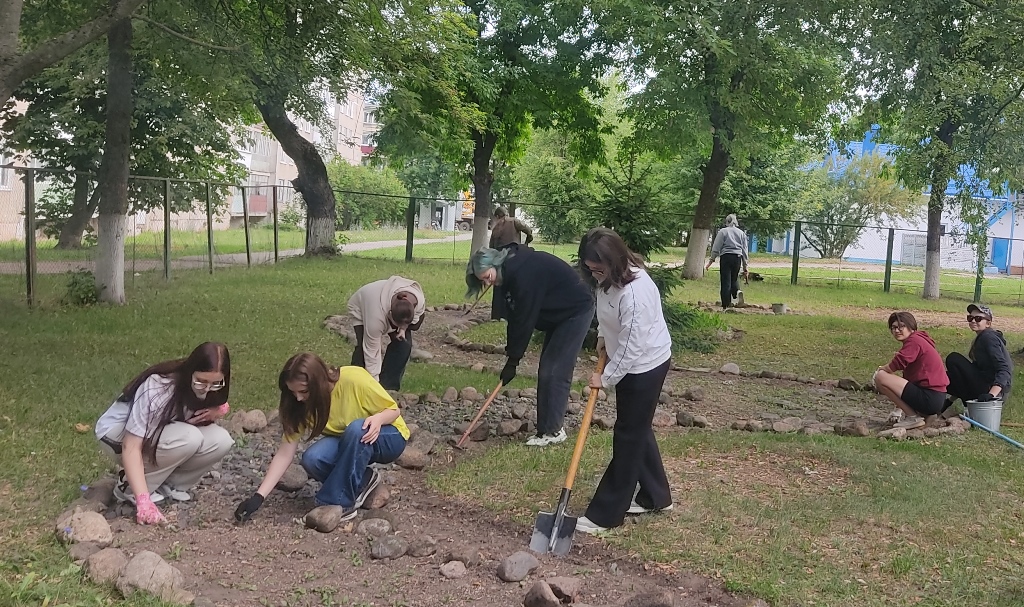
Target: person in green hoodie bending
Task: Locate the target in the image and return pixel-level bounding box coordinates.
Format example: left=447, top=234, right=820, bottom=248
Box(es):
left=873, top=311, right=950, bottom=430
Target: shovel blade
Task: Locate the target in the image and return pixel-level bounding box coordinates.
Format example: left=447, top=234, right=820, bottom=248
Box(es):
left=529, top=510, right=577, bottom=556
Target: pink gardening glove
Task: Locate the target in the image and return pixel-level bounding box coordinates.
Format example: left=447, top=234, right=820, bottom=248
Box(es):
left=135, top=493, right=166, bottom=525
left=217, top=402, right=230, bottom=417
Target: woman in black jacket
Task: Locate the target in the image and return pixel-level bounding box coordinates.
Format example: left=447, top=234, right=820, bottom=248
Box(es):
left=945, top=304, right=1013, bottom=408
left=467, top=244, right=594, bottom=446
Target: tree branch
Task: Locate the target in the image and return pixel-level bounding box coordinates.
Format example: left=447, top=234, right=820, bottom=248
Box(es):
left=133, top=15, right=243, bottom=52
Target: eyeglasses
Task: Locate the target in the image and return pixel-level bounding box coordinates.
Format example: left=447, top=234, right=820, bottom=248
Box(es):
left=890, top=324, right=908, bottom=333
left=967, top=315, right=987, bottom=323
left=192, top=380, right=225, bottom=391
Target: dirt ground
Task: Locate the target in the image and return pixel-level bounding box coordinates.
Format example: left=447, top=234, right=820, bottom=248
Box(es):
left=103, top=306, right=900, bottom=607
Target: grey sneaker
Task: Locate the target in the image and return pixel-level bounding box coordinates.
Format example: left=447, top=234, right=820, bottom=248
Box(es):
left=156, top=484, right=191, bottom=502
left=113, top=481, right=165, bottom=505
left=894, top=416, right=925, bottom=430
left=575, top=516, right=608, bottom=535
left=626, top=502, right=674, bottom=515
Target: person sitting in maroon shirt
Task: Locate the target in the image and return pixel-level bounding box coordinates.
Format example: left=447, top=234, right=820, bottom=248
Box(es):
left=873, top=311, right=950, bottom=429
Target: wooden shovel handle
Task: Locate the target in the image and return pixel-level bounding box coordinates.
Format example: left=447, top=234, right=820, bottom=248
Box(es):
left=455, top=380, right=503, bottom=448
left=563, top=352, right=607, bottom=491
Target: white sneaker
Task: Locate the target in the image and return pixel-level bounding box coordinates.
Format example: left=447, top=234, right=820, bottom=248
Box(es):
left=525, top=429, right=567, bottom=447
left=575, top=516, right=607, bottom=535
left=735, top=290, right=744, bottom=306
left=156, top=484, right=192, bottom=502
left=887, top=409, right=904, bottom=425
left=626, top=502, right=674, bottom=515
left=113, top=482, right=165, bottom=505
left=894, top=416, right=925, bottom=430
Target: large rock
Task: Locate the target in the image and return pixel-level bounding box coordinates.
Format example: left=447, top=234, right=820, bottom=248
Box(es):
left=524, top=581, right=561, bottom=607
left=117, top=551, right=193, bottom=605
left=771, top=421, right=798, bottom=433
left=682, top=386, right=705, bottom=401
left=521, top=388, right=538, bottom=399
left=471, top=363, right=486, bottom=373
left=408, top=429, right=438, bottom=455
left=410, top=349, right=434, bottom=361
left=241, top=410, right=268, bottom=432
left=497, top=551, right=540, bottom=582
left=652, top=412, right=675, bottom=427
left=512, top=403, right=532, bottom=419
left=304, top=506, right=348, bottom=533
left=622, top=589, right=676, bottom=607
left=407, top=535, right=438, bottom=557
left=277, top=464, right=308, bottom=492
left=69, top=542, right=103, bottom=563
left=676, top=411, right=695, bottom=427
left=460, top=387, right=481, bottom=401
left=720, top=363, right=741, bottom=375
left=835, top=420, right=871, bottom=437
left=85, top=548, right=127, bottom=584
left=498, top=419, right=525, bottom=436
left=358, top=518, right=393, bottom=537
left=692, top=415, right=710, bottom=428
left=442, top=387, right=459, bottom=402
left=56, top=511, right=112, bottom=548
left=545, top=577, right=581, bottom=602
left=440, top=560, right=468, bottom=579
left=838, top=378, right=862, bottom=391
left=396, top=448, right=429, bottom=470
left=370, top=536, right=409, bottom=560
left=877, top=427, right=907, bottom=440
left=83, top=477, right=117, bottom=506
left=445, top=546, right=481, bottom=567
left=591, top=415, right=615, bottom=430
left=363, top=485, right=391, bottom=510
left=455, top=421, right=490, bottom=441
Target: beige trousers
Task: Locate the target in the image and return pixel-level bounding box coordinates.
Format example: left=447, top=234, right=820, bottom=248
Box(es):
left=100, top=422, right=233, bottom=491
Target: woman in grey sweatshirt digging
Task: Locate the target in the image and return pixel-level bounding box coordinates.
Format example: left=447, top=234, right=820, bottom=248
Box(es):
left=705, top=214, right=748, bottom=309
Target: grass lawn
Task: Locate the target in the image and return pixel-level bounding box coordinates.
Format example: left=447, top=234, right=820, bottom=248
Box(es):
left=4, top=256, right=1024, bottom=606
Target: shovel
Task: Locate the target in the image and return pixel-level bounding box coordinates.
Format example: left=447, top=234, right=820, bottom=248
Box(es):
left=530, top=352, right=607, bottom=556
left=454, top=381, right=503, bottom=449
left=464, top=284, right=492, bottom=316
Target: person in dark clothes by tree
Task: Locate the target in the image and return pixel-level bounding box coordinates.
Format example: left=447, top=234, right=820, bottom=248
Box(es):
left=466, top=243, right=594, bottom=446
left=945, top=304, right=1012, bottom=410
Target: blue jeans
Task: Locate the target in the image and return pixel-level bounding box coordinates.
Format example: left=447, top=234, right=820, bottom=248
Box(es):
left=300, top=420, right=407, bottom=508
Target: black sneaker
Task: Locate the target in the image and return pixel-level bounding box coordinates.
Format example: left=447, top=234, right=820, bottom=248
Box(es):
left=353, top=468, right=381, bottom=509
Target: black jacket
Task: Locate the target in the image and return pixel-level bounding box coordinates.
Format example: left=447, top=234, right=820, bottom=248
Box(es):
left=500, top=244, right=593, bottom=362
left=970, top=328, right=1013, bottom=393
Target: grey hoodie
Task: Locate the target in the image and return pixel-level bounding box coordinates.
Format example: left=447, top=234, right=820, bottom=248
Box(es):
left=710, top=226, right=749, bottom=269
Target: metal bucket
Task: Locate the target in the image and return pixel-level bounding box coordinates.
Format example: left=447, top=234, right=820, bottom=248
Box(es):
left=966, top=399, right=1003, bottom=432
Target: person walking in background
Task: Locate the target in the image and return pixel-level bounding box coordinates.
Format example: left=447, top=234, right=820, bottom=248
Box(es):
left=466, top=243, right=594, bottom=446
left=234, top=353, right=409, bottom=524
left=873, top=311, right=950, bottom=429
left=488, top=206, right=534, bottom=320
left=945, top=304, right=1012, bottom=410
left=94, top=342, right=234, bottom=525
left=705, top=214, right=748, bottom=309
left=574, top=228, right=674, bottom=534
left=347, top=276, right=426, bottom=391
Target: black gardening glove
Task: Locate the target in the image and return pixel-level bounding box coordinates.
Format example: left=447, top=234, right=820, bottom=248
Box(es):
left=500, top=360, right=518, bottom=386
left=234, top=492, right=265, bottom=523
left=975, top=393, right=998, bottom=402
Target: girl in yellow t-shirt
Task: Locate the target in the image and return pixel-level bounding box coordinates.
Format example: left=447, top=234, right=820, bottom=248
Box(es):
left=234, top=353, right=409, bottom=523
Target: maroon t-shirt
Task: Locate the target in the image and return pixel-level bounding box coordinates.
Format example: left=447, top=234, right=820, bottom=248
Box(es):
left=888, top=330, right=949, bottom=392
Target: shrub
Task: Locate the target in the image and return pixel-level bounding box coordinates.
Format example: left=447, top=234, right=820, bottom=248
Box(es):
left=62, top=270, right=99, bottom=306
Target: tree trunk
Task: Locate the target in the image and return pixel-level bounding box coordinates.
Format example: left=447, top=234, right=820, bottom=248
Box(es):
left=682, top=131, right=731, bottom=279
left=257, top=98, right=337, bottom=255
left=922, top=119, right=957, bottom=300
left=56, top=175, right=99, bottom=249
left=470, top=131, right=497, bottom=254
left=0, top=0, right=147, bottom=107
left=95, top=12, right=133, bottom=305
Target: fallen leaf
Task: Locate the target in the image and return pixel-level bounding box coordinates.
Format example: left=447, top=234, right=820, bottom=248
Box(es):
left=74, top=423, right=91, bottom=433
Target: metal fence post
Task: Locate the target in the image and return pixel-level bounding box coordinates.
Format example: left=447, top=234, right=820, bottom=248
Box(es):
left=272, top=185, right=280, bottom=263
left=24, top=168, right=36, bottom=307
left=205, top=182, right=214, bottom=274
left=884, top=228, right=894, bottom=293
left=163, top=178, right=171, bottom=281
left=405, top=195, right=415, bottom=262
left=242, top=186, right=252, bottom=267
left=790, top=221, right=801, bottom=285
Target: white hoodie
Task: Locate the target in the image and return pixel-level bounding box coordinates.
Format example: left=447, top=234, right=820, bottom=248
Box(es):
left=347, top=276, right=426, bottom=380
left=596, top=268, right=672, bottom=387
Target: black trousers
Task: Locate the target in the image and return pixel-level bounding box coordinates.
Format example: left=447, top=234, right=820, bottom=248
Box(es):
left=351, top=325, right=413, bottom=391
left=584, top=359, right=672, bottom=529
left=719, top=253, right=742, bottom=308
left=945, top=352, right=991, bottom=403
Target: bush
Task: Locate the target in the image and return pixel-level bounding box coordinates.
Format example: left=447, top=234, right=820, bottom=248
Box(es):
left=62, top=270, right=99, bottom=306
left=663, top=302, right=727, bottom=354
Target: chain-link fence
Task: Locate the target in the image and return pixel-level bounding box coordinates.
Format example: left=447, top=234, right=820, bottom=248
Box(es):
left=4, top=165, right=1021, bottom=307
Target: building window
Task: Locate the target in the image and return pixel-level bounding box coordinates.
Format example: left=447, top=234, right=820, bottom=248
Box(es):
left=361, top=132, right=376, bottom=146
left=277, top=179, right=294, bottom=204
left=363, top=111, right=376, bottom=125
left=0, top=154, right=10, bottom=189
left=254, top=133, right=274, bottom=157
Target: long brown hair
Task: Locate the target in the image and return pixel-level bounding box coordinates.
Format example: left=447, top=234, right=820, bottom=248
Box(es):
left=121, top=342, right=231, bottom=461
left=278, top=353, right=339, bottom=441
left=578, top=227, right=645, bottom=292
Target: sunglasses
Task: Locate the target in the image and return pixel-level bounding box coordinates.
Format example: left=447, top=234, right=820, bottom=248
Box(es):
left=967, top=315, right=988, bottom=323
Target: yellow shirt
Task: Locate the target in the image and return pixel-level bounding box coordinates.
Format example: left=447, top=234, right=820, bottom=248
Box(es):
left=288, top=366, right=410, bottom=441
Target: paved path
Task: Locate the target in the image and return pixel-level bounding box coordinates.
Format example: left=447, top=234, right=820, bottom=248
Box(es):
left=0, top=234, right=473, bottom=275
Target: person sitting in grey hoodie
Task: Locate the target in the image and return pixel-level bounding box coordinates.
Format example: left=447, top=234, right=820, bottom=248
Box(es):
left=945, top=304, right=1012, bottom=410
left=705, top=214, right=749, bottom=309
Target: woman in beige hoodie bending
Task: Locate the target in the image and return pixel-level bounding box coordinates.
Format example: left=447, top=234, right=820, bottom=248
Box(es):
left=347, top=276, right=426, bottom=391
